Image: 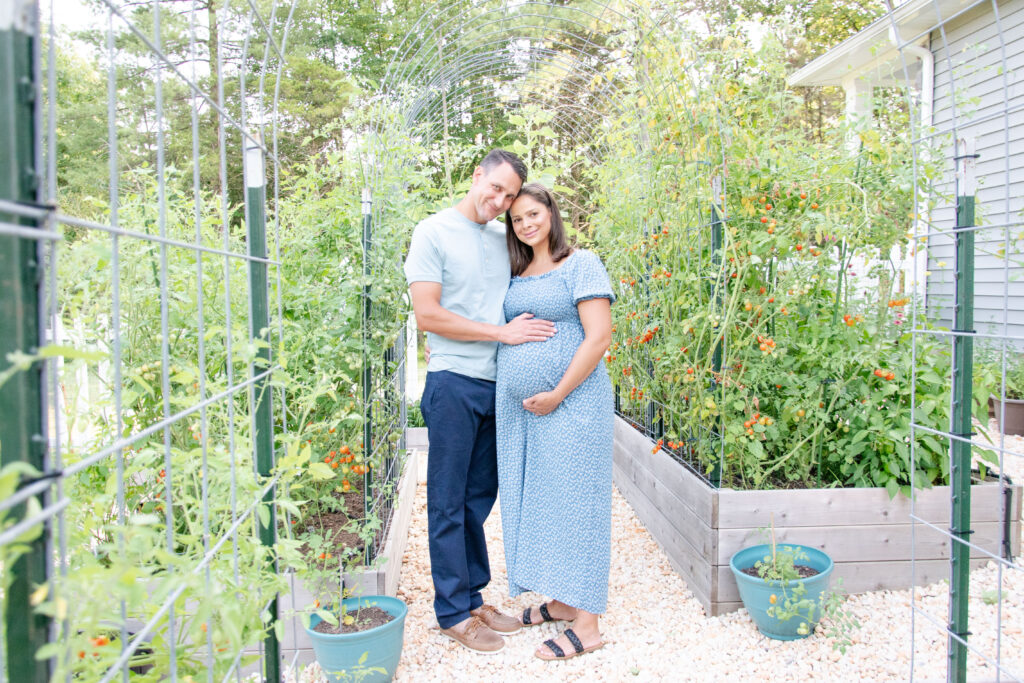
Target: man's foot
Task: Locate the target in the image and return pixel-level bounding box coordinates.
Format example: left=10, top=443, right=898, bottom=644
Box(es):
left=471, top=605, right=522, bottom=635
left=535, top=627, right=604, bottom=661
left=440, top=616, right=504, bottom=654
left=520, top=601, right=577, bottom=627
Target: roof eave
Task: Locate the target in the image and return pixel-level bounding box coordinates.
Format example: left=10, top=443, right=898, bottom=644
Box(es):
left=787, top=0, right=951, bottom=87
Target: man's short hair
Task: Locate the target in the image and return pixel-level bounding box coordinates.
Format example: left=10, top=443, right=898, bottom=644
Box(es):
left=479, top=149, right=528, bottom=184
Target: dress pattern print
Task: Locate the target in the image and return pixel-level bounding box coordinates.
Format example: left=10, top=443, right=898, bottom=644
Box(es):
left=495, top=249, right=616, bottom=614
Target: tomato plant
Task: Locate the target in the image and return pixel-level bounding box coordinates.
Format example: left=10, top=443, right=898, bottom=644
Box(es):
left=43, top=110, right=428, bottom=677
left=590, top=34, right=989, bottom=493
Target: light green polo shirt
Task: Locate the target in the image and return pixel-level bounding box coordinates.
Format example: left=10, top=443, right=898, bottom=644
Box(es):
left=404, top=207, right=511, bottom=381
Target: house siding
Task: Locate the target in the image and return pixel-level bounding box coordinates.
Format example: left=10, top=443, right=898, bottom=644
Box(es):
left=927, top=0, right=1024, bottom=345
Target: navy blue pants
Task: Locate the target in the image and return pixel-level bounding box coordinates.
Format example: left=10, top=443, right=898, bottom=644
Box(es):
left=419, top=370, right=499, bottom=629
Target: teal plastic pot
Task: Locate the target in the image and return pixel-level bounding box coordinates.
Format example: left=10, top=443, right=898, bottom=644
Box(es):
left=305, top=595, right=408, bottom=682
left=730, top=544, right=833, bottom=641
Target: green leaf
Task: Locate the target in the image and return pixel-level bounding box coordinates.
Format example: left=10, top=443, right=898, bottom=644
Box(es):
left=34, top=642, right=64, bottom=660
left=308, top=462, right=336, bottom=480
left=277, top=499, right=302, bottom=518
left=316, top=609, right=338, bottom=626
left=0, top=462, right=40, bottom=499
left=973, top=446, right=998, bottom=467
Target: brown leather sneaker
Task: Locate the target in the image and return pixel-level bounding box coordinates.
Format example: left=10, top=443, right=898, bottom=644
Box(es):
left=440, top=616, right=505, bottom=654
left=471, top=604, right=522, bottom=635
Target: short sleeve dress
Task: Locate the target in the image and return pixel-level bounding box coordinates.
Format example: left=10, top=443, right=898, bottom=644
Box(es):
left=495, top=249, right=616, bottom=615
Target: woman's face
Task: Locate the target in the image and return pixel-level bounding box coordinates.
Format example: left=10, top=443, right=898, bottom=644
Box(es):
left=508, top=194, right=551, bottom=249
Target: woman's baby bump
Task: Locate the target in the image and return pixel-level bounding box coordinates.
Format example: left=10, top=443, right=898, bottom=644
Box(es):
left=497, top=325, right=582, bottom=402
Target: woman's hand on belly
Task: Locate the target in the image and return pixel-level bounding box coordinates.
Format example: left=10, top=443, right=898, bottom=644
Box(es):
left=522, top=390, right=563, bottom=416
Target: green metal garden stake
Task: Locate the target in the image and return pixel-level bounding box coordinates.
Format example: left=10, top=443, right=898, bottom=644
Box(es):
left=362, top=188, right=373, bottom=564
left=245, top=136, right=280, bottom=683
left=710, top=178, right=723, bottom=376
left=646, top=221, right=658, bottom=438
left=0, top=2, right=50, bottom=680
left=709, top=176, right=724, bottom=487
left=948, top=139, right=977, bottom=683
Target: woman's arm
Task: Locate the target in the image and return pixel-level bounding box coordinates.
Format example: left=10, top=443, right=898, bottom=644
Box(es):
left=522, top=297, right=612, bottom=416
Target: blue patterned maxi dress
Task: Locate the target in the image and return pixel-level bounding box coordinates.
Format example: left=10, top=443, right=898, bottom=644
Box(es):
left=495, top=249, right=616, bottom=615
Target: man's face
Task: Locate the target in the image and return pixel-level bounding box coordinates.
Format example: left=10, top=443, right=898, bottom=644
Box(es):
left=469, top=162, right=523, bottom=223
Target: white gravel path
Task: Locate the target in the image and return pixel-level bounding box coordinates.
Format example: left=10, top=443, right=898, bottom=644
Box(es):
left=292, top=421, right=1024, bottom=682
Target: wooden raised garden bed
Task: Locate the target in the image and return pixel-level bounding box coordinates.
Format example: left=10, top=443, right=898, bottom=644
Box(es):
left=612, top=416, right=1023, bottom=616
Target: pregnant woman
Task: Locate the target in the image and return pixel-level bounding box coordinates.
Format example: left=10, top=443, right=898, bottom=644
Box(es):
left=495, top=183, right=615, bottom=661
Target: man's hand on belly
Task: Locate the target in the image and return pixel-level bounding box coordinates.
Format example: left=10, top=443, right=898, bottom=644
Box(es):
left=500, top=313, right=556, bottom=345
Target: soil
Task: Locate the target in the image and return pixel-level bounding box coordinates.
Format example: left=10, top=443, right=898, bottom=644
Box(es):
left=295, top=488, right=367, bottom=556
left=294, top=486, right=386, bottom=560
left=740, top=564, right=819, bottom=579
left=312, top=606, right=394, bottom=634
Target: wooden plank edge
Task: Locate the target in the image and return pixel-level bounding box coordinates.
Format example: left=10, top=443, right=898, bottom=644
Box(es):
left=614, top=463, right=713, bottom=607
left=714, top=520, right=1012, bottom=564
left=614, top=448, right=716, bottom=562
left=715, top=483, right=1023, bottom=529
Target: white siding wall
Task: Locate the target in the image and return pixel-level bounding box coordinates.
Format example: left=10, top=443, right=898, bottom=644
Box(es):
left=927, top=0, right=1024, bottom=344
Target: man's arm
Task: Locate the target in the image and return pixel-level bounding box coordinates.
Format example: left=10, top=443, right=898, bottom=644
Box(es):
left=409, top=282, right=556, bottom=345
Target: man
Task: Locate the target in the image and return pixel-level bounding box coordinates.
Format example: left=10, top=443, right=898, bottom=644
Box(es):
left=404, top=149, right=556, bottom=654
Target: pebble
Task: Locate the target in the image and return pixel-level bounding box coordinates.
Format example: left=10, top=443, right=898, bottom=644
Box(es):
left=278, top=420, right=1023, bottom=682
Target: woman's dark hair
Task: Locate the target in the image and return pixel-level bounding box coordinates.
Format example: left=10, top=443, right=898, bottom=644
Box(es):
left=505, top=183, right=573, bottom=276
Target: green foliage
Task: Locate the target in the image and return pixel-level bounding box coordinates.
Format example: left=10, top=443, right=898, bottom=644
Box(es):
left=591, top=24, right=975, bottom=493
left=975, top=344, right=1024, bottom=401
left=59, top=0, right=370, bottom=225
left=47, top=37, right=109, bottom=221
left=268, top=118, right=433, bottom=623
left=406, top=401, right=425, bottom=428
left=0, top=461, right=44, bottom=603
left=31, top=0, right=1003, bottom=673
left=42, top=103, right=431, bottom=674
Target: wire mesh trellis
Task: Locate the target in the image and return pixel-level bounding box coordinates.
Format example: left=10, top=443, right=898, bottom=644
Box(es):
left=884, top=0, right=1024, bottom=679
left=4, top=0, right=1024, bottom=679
left=0, top=0, right=412, bottom=680
left=360, top=188, right=410, bottom=568
left=0, top=0, right=298, bottom=678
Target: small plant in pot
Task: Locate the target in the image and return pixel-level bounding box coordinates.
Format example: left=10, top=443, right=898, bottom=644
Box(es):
left=730, top=519, right=858, bottom=651
left=304, top=587, right=408, bottom=683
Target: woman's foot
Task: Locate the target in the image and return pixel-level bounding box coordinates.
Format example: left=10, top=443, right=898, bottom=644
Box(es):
left=520, top=600, right=577, bottom=626
left=535, top=626, right=604, bottom=661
